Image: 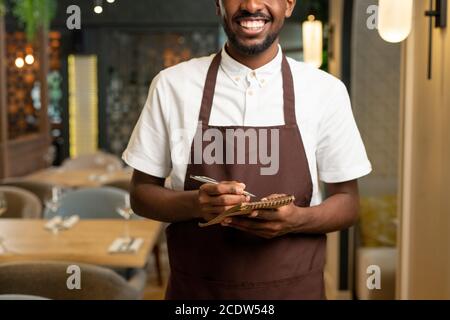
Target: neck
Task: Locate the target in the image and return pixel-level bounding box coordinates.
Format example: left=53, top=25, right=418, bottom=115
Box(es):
left=225, top=40, right=280, bottom=70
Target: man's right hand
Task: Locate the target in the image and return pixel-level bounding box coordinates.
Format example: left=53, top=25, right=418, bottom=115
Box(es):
left=197, top=181, right=250, bottom=222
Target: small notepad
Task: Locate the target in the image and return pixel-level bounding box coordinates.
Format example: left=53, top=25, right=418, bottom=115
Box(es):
left=199, top=195, right=295, bottom=228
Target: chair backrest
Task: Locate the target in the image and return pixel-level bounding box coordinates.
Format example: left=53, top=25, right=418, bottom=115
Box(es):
left=62, top=152, right=123, bottom=171
left=0, top=261, right=142, bottom=300
left=0, top=186, right=42, bottom=219
left=0, top=294, right=50, bottom=300
left=45, top=187, right=129, bottom=219
left=1, top=179, right=58, bottom=207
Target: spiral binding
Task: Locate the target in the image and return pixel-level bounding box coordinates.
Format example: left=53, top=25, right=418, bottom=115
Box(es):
left=241, top=195, right=296, bottom=211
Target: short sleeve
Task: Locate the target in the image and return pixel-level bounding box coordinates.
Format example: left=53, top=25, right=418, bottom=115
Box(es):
left=122, top=73, right=172, bottom=178
left=316, top=81, right=372, bottom=183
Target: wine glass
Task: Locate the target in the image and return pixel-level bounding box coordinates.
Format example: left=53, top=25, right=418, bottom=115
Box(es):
left=116, top=194, right=133, bottom=241
left=44, top=187, right=63, bottom=234
left=0, top=192, right=8, bottom=253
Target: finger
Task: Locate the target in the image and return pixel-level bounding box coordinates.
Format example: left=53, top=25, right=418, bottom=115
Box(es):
left=200, top=208, right=231, bottom=222
left=203, top=205, right=236, bottom=215
left=221, top=180, right=244, bottom=185
left=199, top=206, right=217, bottom=219
left=227, top=217, right=274, bottom=231
left=250, top=209, right=279, bottom=220
left=203, top=213, right=220, bottom=222
left=209, top=194, right=250, bottom=206
left=201, top=182, right=246, bottom=196
left=199, top=193, right=250, bottom=208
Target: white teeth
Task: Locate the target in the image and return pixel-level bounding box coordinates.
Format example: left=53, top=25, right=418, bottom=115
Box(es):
left=239, top=20, right=266, bottom=30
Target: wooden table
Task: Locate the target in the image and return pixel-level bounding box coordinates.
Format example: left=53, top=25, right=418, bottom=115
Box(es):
left=0, top=219, right=162, bottom=268
left=25, top=168, right=132, bottom=188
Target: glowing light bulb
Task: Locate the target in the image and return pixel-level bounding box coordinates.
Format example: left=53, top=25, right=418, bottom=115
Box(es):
left=94, top=5, right=103, bottom=14
left=106, top=0, right=115, bottom=3
left=25, top=54, right=34, bottom=65
left=15, top=57, right=25, bottom=68
left=378, top=0, right=413, bottom=43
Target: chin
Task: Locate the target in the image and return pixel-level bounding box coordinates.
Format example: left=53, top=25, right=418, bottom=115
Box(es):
left=237, top=39, right=267, bottom=50
left=232, top=35, right=278, bottom=56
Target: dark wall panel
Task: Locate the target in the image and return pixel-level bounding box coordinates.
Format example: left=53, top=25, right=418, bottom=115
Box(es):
left=52, top=0, right=328, bottom=27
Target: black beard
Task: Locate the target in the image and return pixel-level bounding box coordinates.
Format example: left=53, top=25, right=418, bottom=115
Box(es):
left=222, top=21, right=279, bottom=56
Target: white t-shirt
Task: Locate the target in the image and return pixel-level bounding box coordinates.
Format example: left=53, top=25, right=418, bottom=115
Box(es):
left=122, top=46, right=372, bottom=206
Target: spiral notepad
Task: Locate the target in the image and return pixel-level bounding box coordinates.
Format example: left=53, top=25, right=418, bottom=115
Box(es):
left=198, top=195, right=295, bottom=228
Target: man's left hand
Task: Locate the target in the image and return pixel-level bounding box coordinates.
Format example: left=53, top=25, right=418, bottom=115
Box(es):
left=221, top=194, right=305, bottom=239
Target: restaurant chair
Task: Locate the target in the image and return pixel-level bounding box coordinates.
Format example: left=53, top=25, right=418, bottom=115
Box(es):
left=61, top=151, right=123, bottom=171
left=44, top=187, right=163, bottom=286
left=0, top=261, right=145, bottom=300
left=1, top=179, right=60, bottom=208
left=0, top=186, right=42, bottom=219
left=44, top=187, right=130, bottom=219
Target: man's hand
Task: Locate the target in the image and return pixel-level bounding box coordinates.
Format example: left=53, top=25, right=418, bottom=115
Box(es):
left=221, top=194, right=302, bottom=239
left=198, top=181, right=251, bottom=222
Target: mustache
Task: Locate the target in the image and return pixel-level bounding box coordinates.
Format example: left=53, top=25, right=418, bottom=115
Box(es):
left=233, top=11, right=272, bottom=21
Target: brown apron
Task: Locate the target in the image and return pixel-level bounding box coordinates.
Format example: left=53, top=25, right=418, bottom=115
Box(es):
left=165, top=51, right=326, bottom=300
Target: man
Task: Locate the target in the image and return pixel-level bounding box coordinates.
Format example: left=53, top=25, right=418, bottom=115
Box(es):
left=123, top=0, right=371, bottom=300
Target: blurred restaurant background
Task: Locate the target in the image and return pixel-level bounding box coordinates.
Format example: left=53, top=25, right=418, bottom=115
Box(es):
left=0, top=0, right=449, bottom=300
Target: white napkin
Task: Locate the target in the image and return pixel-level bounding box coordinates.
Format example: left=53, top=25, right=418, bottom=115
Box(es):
left=128, top=238, right=143, bottom=253
left=44, top=215, right=79, bottom=232
left=45, top=216, right=63, bottom=231
left=108, top=237, right=143, bottom=254
left=62, top=215, right=80, bottom=229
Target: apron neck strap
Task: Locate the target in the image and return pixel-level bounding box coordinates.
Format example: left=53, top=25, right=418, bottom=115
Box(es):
left=199, top=50, right=297, bottom=126
left=281, top=54, right=296, bottom=126
left=199, top=51, right=222, bottom=124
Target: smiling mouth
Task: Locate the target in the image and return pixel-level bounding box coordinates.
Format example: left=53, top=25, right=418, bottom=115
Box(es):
left=238, top=19, right=269, bottom=31
left=235, top=16, right=272, bottom=33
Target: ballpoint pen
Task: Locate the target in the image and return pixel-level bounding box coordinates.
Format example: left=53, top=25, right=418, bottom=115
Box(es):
left=189, top=175, right=257, bottom=198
